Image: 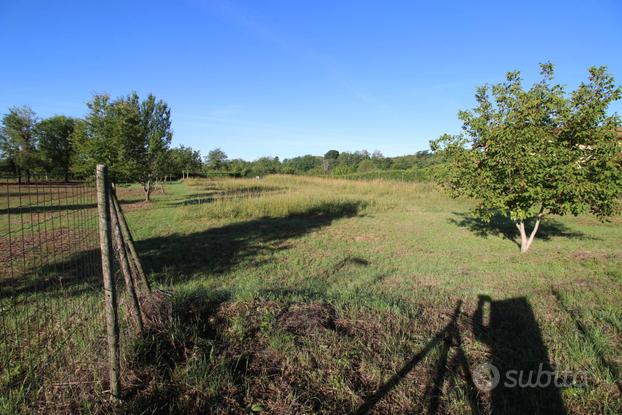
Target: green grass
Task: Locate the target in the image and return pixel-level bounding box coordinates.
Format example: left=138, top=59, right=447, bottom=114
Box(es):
left=113, top=176, right=622, bottom=413
left=3, top=175, right=620, bottom=413
left=114, top=176, right=622, bottom=414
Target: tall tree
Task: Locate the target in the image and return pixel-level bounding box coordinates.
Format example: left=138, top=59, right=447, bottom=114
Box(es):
left=73, top=92, right=172, bottom=201
left=431, top=63, right=622, bottom=253
left=251, top=156, right=280, bottom=176
left=323, top=149, right=340, bottom=172
left=138, top=94, right=173, bottom=201
left=36, top=115, right=75, bottom=181
left=0, top=106, right=38, bottom=183
left=170, top=145, right=202, bottom=178
left=205, top=148, right=228, bottom=171
left=72, top=94, right=142, bottom=181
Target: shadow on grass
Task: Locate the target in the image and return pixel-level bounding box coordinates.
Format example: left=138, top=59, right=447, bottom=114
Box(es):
left=355, top=300, right=483, bottom=415
left=0, top=248, right=102, bottom=300
left=472, top=295, right=566, bottom=414
left=0, top=200, right=362, bottom=303
left=356, top=296, right=567, bottom=415
left=449, top=212, right=591, bottom=248
left=0, top=198, right=138, bottom=215
left=169, top=186, right=285, bottom=207
left=136, top=200, right=364, bottom=285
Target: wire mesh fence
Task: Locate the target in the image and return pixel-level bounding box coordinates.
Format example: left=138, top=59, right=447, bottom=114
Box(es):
left=0, top=173, right=143, bottom=412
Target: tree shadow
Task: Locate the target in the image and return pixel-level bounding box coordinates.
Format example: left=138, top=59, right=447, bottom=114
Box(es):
left=169, top=186, right=285, bottom=207
left=0, top=248, right=102, bottom=301
left=0, top=203, right=97, bottom=215
left=0, top=201, right=363, bottom=303
left=136, top=200, right=364, bottom=285
left=0, top=183, right=97, bottom=215
left=449, top=212, right=591, bottom=248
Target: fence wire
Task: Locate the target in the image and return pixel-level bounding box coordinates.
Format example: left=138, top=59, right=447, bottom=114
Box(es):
left=0, top=176, right=135, bottom=413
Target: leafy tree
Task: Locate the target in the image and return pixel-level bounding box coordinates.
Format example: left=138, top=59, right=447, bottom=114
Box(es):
left=73, top=92, right=172, bottom=201
left=324, top=150, right=340, bottom=160
left=72, top=94, right=141, bottom=181
left=337, top=150, right=369, bottom=169
left=139, top=94, right=173, bottom=200
left=431, top=63, right=622, bottom=252
left=228, top=158, right=251, bottom=176
left=357, top=159, right=375, bottom=172
left=331, top=164, right=356, bottom=175
left=322, top=149, right=340, bottom=172
left=205, top=148, right=228, bottom=171
left=170, top=145, right=202, bottom=179
left=282, top=155, right=322, bottom=174
left=371, top=150, right=392, bottom=169
left=36, top=115, right=75, bottom=181
left=0, top=106, right=38, bottom=182
left=250, top=156, right=280, bottom=176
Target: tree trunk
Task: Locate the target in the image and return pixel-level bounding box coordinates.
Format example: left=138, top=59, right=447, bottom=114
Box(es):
left=144, top=180, right=151, bottom=202
left=515, top=216, right=542, bottom=253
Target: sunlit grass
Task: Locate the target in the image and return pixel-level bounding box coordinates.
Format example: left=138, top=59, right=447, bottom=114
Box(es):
left=114, top=176, right=622, bottom=414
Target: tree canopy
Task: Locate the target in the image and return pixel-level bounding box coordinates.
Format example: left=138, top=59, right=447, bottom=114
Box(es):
left=72, top=92, right=172, bottom=200
left=431, top=63, right=622, bottom=252
left=205, top=148, right=228, bottom=171
left=36, top=115, right=75, bottom=181
left=0, top=106, right=38, bottom=182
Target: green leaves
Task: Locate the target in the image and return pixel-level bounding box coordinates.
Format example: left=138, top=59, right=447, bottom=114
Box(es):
left=0, top=106, right=38, bottom=177
left=432, top=63, right=622, bottom=233
left=35, top=115, right=75, bottom=179
left=72, top=92, right=172, bottom=184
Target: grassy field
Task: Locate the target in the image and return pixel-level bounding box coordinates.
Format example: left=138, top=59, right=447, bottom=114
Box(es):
left=114, top=175, right=622, bottom=414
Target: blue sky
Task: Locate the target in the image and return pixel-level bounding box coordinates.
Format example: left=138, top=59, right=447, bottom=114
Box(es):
left=1, top=1, right=621, bottom=160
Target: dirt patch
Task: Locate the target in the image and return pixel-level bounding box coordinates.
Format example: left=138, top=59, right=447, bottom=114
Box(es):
left=570, top=250, right=622, bottom=262
left=353, top=234, right=386, bottom=242
left=277, top=303, right=337, bottom=336
left=0, top=227, right=97, bottom=296
left=571, top=250, right=600, bottom=261
left=121, top=200, right=150, bottom=212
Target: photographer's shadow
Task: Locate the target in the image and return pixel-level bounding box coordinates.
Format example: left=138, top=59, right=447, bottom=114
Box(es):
left=473, top=295, right=567, bottom=414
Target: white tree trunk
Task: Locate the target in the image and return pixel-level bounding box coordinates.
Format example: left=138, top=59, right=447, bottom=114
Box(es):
left=516, top=217, right=542, bottom=253
left=144, top=180, right=151, bottom=202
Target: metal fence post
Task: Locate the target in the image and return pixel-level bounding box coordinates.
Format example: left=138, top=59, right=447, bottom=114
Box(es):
left=96, top=164, right=121, bottom=399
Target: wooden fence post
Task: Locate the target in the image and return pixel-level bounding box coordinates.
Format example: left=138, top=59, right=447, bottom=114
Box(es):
left=109, top=197, right=144, bottom=334
left=111, top=190, right=152, bottom=293
left=96, top=164, right=121, bottom=399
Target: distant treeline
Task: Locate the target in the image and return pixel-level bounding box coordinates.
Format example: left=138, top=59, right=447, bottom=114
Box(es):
left=200, top=148, right=441, bottom=181
left=0, top=94, right=438, bottom=201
